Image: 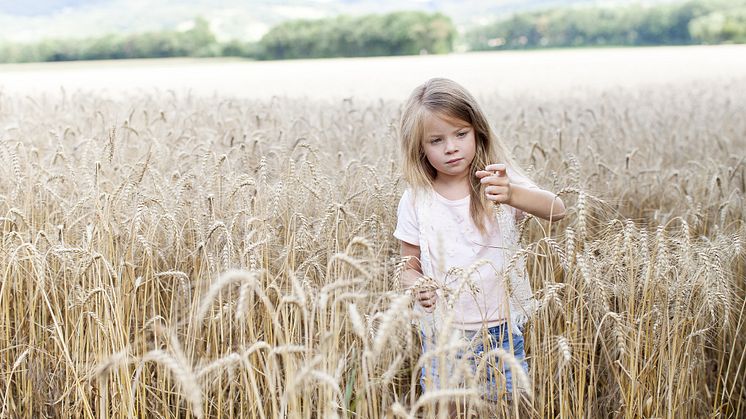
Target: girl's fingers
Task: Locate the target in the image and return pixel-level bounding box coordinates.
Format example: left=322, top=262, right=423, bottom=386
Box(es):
left=418, top=292, right=436, bottom=302
left=479, top=173, right=509, bottom=184
left=484, top=163, right=506, bottom=173
left=485, top=185, right=506, bottom=194
left=417, top=290, right=437, bottom=308
left=417, top=289, right=435, bottom=298
left=486, top=191, right=509, bottom=201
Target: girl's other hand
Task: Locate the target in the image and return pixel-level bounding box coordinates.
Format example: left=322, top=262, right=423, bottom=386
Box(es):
left=475, top=163, right=511, bottom=203
left=416, top=286, right=438, bottom=312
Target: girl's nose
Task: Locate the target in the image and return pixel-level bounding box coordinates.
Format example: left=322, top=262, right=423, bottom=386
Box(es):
left=445, top=138, right=458, bottom=152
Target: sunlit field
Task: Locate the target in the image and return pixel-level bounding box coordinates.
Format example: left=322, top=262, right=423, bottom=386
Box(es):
left=0, top=47, right=745, bottom=418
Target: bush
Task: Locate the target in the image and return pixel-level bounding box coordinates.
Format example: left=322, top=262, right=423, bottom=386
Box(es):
left=690, top=7, right=746, bottom=43
left=0, top=16, right=222, bottom=63
left=256, top=11, right=456, bottom=60
left=465, top=0, right=746, bottom=50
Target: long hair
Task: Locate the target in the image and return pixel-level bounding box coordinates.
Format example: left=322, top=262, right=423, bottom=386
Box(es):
left=399, top=77, right=525, bottom=236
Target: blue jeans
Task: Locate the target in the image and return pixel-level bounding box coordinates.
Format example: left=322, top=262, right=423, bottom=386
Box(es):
left=420, top=322, right=529, bottom=400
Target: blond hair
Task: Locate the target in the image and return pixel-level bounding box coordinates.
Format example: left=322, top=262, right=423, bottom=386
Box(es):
left=399, top=77, right=525, bottom=236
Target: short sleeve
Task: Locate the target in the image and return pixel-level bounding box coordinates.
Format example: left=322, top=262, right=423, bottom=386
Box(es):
left=506, top=166, right=540, bottom=222
left=393, top=189, right=420, bottom=245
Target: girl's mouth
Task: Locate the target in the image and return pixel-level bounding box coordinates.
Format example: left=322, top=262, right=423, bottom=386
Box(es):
left=446, top=158, right=463, bottom=164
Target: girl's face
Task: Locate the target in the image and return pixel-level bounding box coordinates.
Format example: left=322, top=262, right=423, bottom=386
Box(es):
left=421, top=110, right=476, bottom=182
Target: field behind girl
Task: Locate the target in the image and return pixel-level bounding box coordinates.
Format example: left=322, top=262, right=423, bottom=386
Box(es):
left=0, top=48, right=744, bottom=418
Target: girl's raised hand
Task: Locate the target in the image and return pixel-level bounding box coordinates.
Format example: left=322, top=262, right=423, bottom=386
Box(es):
left=475, top=163, right=511, bottom=204
left=416, top=286, right=438, bottom=313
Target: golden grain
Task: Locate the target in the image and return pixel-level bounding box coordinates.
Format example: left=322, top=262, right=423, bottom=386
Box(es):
left=0, top=83, right=743, bottom=418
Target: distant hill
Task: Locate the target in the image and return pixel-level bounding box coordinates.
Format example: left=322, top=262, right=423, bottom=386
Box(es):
left=0, top=0, right=681, bottom=43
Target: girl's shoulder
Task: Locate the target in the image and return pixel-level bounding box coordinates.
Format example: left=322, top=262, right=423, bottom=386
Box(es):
left=398, top=188, right=414, bottom=207
left=400, top=186, right=434, bottom=207
left=396, top=188, right=418, bottom=217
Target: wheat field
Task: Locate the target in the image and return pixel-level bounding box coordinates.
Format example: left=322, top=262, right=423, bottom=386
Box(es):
left=0, top=74, right=744, bottom=418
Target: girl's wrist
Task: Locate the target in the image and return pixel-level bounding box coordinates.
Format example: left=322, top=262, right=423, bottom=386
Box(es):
left=505, top=182, right=523, bottom=207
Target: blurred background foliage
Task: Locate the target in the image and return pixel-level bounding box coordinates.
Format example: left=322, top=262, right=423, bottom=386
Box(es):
left=256, top=11, right=455, bottom=59
left=466, top=0, right=746, bottom=50
left=0, top=0, right=744, bottom=63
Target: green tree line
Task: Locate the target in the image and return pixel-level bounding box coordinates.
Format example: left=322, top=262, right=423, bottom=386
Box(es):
left=0, top=2, right=744, bottom=64
left=257, top=11, right=454, bottom=59
left=0, top=11, right=454, bottom=63
left=0, top=17, right=229, bottom=63
left=466, top=0, right=746, bottom=50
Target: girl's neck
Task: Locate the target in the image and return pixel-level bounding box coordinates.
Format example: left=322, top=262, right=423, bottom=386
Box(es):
left=432, top=174, right=470, bottom=200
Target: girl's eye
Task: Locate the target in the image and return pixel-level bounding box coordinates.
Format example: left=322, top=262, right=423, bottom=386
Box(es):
left=430, top=138, right=441, bottom=144
left=457, top=131, right=467, bottom=138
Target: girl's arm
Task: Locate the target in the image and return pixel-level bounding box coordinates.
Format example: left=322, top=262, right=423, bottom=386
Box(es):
left=507, top=184, right=566, bottom=222
left=476, top=163, right=567, bottom=222
left=400, top=240, right=437, bottom=312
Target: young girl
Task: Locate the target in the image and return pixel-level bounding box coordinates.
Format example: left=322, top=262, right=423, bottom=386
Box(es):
left=394, top=78, right=566, bottom=403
